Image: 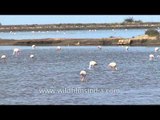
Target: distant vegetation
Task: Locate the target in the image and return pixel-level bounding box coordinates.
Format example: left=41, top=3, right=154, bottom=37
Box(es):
left=145, top=29, right=160, bottom=36
left=123, top=17, right=143, bottom=23
left=1, top=22, right=160, bottom=32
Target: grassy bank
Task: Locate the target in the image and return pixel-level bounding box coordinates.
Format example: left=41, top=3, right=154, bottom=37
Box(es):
left=0, top=35, right=159, bottom=46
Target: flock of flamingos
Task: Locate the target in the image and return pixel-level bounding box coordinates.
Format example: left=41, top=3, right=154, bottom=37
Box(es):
left=0, top=44, right=159, bottom=82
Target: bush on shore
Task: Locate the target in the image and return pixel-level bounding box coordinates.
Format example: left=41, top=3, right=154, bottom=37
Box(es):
left=123, top=17, right=143, bottom=23
left=145, top=29, right=160, bottom=36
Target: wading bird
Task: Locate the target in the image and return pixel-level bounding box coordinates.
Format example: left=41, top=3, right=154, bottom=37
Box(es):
left=1, top=55, right=7, bottom=63
left=97, top=46, right=102, bottom=50
left=30, top=54, right=34, bottom=58
left=108, top=62, right=118, bottom=70
left=149, top=54, right=154, bottom=61
left=13, top=48, right=21, bottom=56
left=56, top=46, right=61, bottom=51
left=32, top=45, right=36, bottom=49
left=80, top=70, right=87, bottom=82
left=155, top=47, right=159, bottom=52
left=89, top=61, right=97, bottom=69
left=125, top=46, right=129, bottom=51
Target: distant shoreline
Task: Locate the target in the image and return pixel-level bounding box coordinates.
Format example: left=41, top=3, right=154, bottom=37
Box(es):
left=0, top=22, right=160, bottom=32
left=0, top=35, right=160, bottom=46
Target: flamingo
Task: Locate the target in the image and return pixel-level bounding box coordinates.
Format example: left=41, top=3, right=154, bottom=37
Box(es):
left=32, top=45, right=36, bottom=49
left=30, top=54, right=34, bottom=58
left=149, top=54, right=154, bottom=61
left=125, top=46, right=129, bottom=51
left=1, top=55, right=7, bottom=63
left=108, top=62, right=118, bottom=70
left=13, top=48, right=21, bottom=56
left=97, top=46, right=102, bottom=50
left=56, top=46, right=61, bottom=51
left=155, top=47, right=159, bottom=52
left=80, top=70, right=87, bottom=82
left=89, top=61, right=97, bottom=69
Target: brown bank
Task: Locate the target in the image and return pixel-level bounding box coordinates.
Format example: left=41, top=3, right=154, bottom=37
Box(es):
left=0, top=35, right=160, bottom=46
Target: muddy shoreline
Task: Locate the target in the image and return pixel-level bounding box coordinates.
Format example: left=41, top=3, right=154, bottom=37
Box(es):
left=1, top=22, right=160, bottom=32
left=0, top=36, right=160, bottom=46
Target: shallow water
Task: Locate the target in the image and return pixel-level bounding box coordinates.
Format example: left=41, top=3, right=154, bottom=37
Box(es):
left=0, top=46, right=160, bottom=105
left=0, top=29, right=145, bottom=39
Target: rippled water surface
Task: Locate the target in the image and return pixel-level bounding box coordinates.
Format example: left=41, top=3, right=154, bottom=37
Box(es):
left=0, top=46, right=160, bottom=105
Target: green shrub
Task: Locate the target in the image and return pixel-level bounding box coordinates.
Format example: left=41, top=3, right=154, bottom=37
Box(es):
left=123, top=17, right=143, bottom=23
left=145, top=29, right=160, bottom=36
left=124, top=17, right=134, bottom=23
left=134, top=20, right=143, bottom=23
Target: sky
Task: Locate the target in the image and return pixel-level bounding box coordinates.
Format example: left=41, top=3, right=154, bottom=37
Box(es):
left=0, top=15, right=160, bottom=25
